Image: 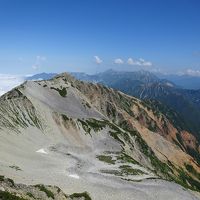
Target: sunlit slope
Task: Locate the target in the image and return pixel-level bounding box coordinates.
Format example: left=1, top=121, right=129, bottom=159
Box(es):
left=0, top=73, right=200, bottom=200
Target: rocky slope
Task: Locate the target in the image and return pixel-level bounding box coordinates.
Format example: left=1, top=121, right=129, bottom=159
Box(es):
left=0, top=175, right=91, bottom=200
left=70, top=70, right=200, bottom=144
left=0, top=73, right=200, bottom=200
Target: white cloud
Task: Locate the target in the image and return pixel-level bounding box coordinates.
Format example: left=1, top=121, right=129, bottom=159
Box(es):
left=94, top=56, right=103, bottom=64
left=114, top=58, right=124, bottom=64
left=184, top=69, right=200, bottom=77
left=0, top=74, right=25, bottom=96
left=127, top=58, right=140, bottom=65
left=32, top=55, right=47, bottom=70
left=127, top=57, right=152, bottom=67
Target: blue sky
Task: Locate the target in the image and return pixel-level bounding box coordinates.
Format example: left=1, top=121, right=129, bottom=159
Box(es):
left=0, top=0, right=200, bottom=75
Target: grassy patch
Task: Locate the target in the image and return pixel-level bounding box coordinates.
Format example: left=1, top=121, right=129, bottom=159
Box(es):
left=78, top=119, right=91, bottom=134
left=0, top=191, right=27, bottom=200
left=0, top=175, right=4, bottom=181
left=109, top=131, right=125, bottom=145
left=50, top=87, right=67, bottom=97
left=117, top=153, right=139, bottom=165
left=26, top=192, right=34, bottom=198
left=82, top=101, right=91, bottom=109
left=69, top=192, right=92, bottom=200
left=78, top=118, right=107, bottom=134
left=101, top=166, right=145, bottom=177
left=7, top=178, right=15, bottom=186
left=35, top=184, right=54, bottom=199
left=61, top=114, right=69, bottom=121
left=96, top=155, right=115, bottom=164
left=135, top=133, right=172, bottom=177
left=9, top=165, right=22, bottom=171
left=119, top=165, right=146, bottom=176
left=175, top=168, right=200, bottom=191
left=86, top=119, right=107, bottom=132
left=185, top=163, right=200, bottom=179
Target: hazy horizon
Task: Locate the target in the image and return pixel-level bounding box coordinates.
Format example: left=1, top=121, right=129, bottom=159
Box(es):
left=1, top=0, right=200, bottom=95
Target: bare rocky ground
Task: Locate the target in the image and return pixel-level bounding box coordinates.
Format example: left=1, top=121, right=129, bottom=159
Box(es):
left=0, top=74, right=200, bottom=200
left=0, top=129, right=199, bottom=200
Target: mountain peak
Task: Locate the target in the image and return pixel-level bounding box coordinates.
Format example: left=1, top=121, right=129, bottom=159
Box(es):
left=54, top=72, right=76, bottom=83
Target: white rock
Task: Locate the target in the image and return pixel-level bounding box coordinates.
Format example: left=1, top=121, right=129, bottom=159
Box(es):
left=36, top=148, right=48, bottom=154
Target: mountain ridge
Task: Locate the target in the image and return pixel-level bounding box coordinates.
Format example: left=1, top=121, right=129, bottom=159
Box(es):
left=1, top=72, right=200, bottom=199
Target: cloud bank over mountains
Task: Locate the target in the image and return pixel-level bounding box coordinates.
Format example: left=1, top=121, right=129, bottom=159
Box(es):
left=0, top=74, right=25, bottom=96
left=94, top=56, right=103, bottom=64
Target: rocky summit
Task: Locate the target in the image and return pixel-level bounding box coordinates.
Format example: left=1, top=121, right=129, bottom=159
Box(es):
left=0, top=73, right=200, bottom=200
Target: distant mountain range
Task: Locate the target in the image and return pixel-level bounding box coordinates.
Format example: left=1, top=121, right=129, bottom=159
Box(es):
left=26, top=72, right=57, bottom=80
left=27, top=70, right=200, bottom=90
left=156, top=73, right=200, bottom=90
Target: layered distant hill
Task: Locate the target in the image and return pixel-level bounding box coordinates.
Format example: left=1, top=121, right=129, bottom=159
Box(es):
left=1, top=73, right=200, bottom=199
left=156, top=73, right=200, bottom=90
left=27, top=70, right=200, bottom=90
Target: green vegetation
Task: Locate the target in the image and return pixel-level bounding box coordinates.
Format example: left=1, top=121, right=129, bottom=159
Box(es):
left=78, top=118, right=107, bottom=134
left=172, top=139, right=185, bottom=151
left=176, top=132, right=183, bottom=145
left=100, top=169, right=122, bottom=176
left=185, top=164, right=200, bottom=179
left=26, top=192, right=34, bottom=198
left=96, top=155, right=115, bottom=164
left=69, top=192, right=92, bottom=200
left=135, top=134, right=172, bottom=177
left=186, top=147, right=200, bottom=165
left=119, top=165, right=146, bottom=175
left=101, top=165, right=145, bottom=177
left=103, top=118, right=200, bottom=191
left=35, top=184, right=54, bottom=199
left=0, top=175, right=4, bottom=181
left=147, top=121, right=157, bottom=132
left=109, top=131, right=125, bottom=145
left=9, top=165, right=22, bottom=171
left=61, top=114, right=69, bottom=121
left=86, top=119, right=107, bottom=132
left=116, top=121, right=173, bottom=177
left=78, top=119, right=91, bottom=134
left=144, top=99, right=189, bottom=133
left=50, top=87, right=67, bottom=97
left=0, top=191, right=27, bottom=200
left=118, top=96, right=135, bottom=117
left=176, top=133, right=200, bottom=165
left=85, top=102, right=91, bottom=108
left=117, top=153, right=139, bottom=165
left=56, top=187, right=61, bottom=193
left=106, top=103, right=116, bottom=118
left=174, top=167, right=200, bottom=192
left=82, top=101, right=91, bottom=109
left=7, top=178, right=15, bottom=186
left=0, top=176, right=14, bottom=186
